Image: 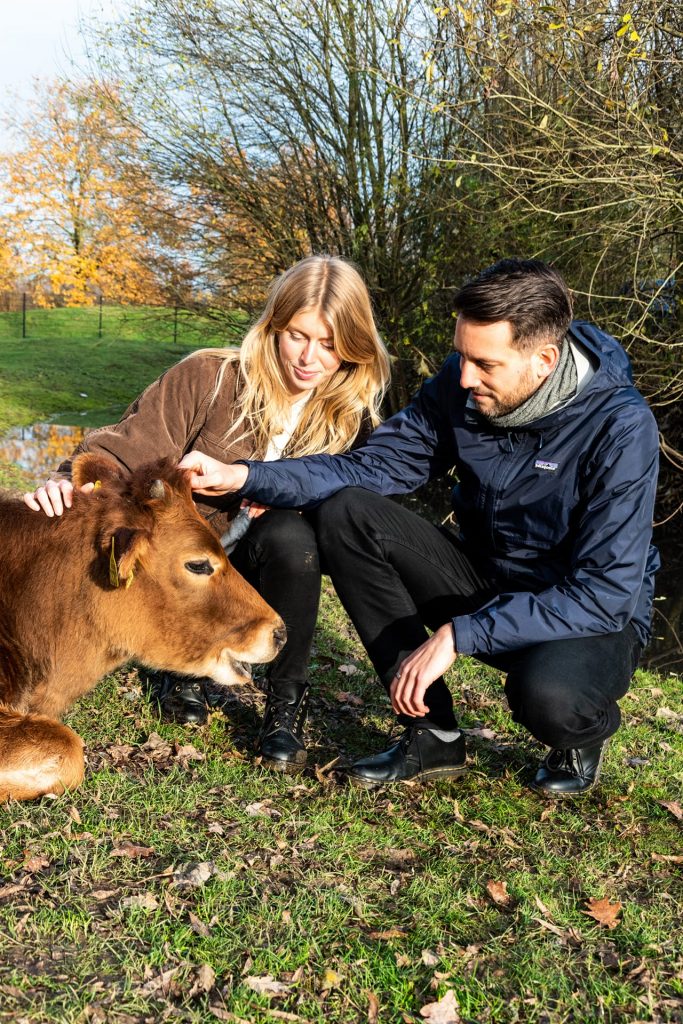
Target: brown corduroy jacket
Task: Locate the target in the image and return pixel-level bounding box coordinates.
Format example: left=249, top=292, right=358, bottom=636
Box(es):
left=56, top=352, right=261, bottom=535
left=56, top=351, right=372, bottom=536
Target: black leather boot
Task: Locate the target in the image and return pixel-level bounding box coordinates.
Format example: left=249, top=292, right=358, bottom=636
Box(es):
left=347, top=726, right=467, bottom=788
left=257, top=682, right=310, bottom=773
left=530, top=740, right=608, bottom=797
left=147, top=671, right=209, bottom=726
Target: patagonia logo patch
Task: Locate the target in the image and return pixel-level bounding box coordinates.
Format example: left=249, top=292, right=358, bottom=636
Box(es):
left=535, top=460, right=558, bottom=472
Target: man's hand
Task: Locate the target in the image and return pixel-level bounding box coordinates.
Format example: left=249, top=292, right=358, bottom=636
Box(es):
left=23, top=479, right=95, bottom=517
left=390, top=623, right=457, bottom=717
left=178, top=451, right=249, bottom=496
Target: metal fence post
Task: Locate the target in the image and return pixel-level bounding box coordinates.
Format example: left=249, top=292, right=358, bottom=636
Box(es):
left=173, top=306, right=179, bottom=344
left=98, top=294, right=103, bottom=338
left=22, top=292, right=27, bottom=339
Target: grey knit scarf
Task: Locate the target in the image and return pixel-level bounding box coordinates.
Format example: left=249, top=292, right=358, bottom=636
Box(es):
left=487, top=335, right=578, bottom=428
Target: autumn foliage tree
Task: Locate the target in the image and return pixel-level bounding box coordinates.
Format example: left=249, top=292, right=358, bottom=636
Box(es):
left=0, top=80, right=189, bottom=306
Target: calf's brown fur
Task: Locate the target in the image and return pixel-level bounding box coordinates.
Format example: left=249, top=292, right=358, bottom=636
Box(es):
left=0, top=454, right=285, bottom=801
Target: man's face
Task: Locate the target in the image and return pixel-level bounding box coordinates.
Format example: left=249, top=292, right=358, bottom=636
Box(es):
left=453, top=318, right=557, bottom=419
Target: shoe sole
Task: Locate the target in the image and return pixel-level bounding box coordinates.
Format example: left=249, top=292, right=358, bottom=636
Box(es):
left=348, top=764, right=467, bottom=790
left=260, top=755, right=307, bottom=775
left=529, top=739, right=609, bottom=798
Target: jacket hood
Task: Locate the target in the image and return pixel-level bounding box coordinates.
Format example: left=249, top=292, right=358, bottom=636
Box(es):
left=568, top=320, right=634, bottom=387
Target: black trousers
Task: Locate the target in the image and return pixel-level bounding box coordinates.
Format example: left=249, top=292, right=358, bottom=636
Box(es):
left=311, top=488, right=642, bottom=749
left=230, top=509, right=321, bottom=691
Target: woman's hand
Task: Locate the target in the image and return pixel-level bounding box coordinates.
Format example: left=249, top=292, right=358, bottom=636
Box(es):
left=23, top=479, right=95, bottom=517
left=178, top=451, right=249, bottom=497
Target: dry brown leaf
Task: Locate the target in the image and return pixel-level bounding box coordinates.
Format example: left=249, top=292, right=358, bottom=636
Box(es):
left=244, top=800, right=274, bottom=817
left=91, top=889, right=118, bottom=900
left=534, top=896, right=553, bottom=918
left=583, top=897, right=622, bottom=929
left=189, top=963, right=216, bottom=998
left=368, top=927, right=408, bottom=939
left=173, top=861, right=216, bottom=888
left=651, top=852, right=683, bottom=864
left=121, top=893, right=159, bottom=911
left=106, top=743, right=135, bottom=764
left=173, top=741, right=206, bottom=763
left=245, top=974, right=293, bottom=998
left=22, top=854, right=50, bottom=873
left=321, top=968, right=343, bottom=988
left=110, top=842, right=155, bottom=860
left=189, top=911, right=212, bottom=937
left=659, top=800, right=683, bottom=820
left=68, top=805, right=82, bottom=823
left=421, top=949, right=440, bottom=967
left=335, top=690, right=363, bottom=704
left=367, top=990, right=380, bottom=1024
left=486, top=879, right=511, bottom=906
left=419, top=989, right=461, bottom=1023
left=338, top=663, right=359, bottom=675
left=140, top=967, right=179, bottom=995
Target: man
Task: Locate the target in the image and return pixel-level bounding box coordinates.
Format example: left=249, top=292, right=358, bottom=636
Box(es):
left=180, top=259, right=660, bottom=796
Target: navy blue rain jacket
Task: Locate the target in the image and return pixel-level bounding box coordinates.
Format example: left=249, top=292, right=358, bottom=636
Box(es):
left=240, top=321, right=660, bottom=657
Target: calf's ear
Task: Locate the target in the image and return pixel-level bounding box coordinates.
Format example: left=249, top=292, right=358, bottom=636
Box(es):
left=106, top=527, right=150, bottom=589
left=73, top=453, right=127, bottom=489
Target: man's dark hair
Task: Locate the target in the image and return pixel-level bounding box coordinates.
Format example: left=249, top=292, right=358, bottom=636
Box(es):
left=453, top=259, right=573, bottom=350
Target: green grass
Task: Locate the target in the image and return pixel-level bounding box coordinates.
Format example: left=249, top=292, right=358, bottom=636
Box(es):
left=1, top=316, right=682, bottom=1023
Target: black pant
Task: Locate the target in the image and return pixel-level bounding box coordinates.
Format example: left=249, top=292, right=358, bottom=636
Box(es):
left=230, top=509, right=321, bottom=691
left=312, top=488, right=642, bottom=749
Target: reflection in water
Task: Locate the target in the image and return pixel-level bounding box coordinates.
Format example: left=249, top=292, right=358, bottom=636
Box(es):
left=0, top=423, right=87, bottom=480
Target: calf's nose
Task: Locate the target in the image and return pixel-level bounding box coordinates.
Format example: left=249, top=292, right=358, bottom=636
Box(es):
left=274, top=624, right=288, bottom=652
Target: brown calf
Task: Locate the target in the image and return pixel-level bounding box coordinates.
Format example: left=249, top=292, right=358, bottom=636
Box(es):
left=0, top=453, right=285, bottom=801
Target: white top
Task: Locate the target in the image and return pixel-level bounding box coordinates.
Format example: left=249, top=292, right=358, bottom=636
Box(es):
left=264, top=393, right=312, bottom=462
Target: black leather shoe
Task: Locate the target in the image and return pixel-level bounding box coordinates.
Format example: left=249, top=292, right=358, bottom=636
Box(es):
left=149, top=671, right=209, bottom=726
left=348, top=726, right=466, bottom=788
left=257, top=682, right=310, bottom=773
left=530, top=740, right=608, bottom=797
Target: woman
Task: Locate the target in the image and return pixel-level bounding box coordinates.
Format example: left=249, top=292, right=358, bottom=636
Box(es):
left=24, top=255, right=390, bottom=773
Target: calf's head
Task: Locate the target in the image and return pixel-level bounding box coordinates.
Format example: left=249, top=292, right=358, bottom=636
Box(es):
left=72, top=454, right=286, bottom=684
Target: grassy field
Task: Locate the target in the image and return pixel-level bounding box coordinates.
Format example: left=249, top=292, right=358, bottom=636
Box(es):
left=0, top=324, right=682, bottom=1024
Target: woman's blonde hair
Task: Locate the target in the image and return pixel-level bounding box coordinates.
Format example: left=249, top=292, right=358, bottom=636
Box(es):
left=211, top=255, right=390, bottom=456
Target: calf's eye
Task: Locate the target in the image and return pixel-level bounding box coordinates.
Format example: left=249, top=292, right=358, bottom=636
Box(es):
left=185, top=559, right=215, bottom=576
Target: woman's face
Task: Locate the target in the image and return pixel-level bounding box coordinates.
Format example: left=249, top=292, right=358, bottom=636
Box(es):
left=276, top=308, right=343, bottom=398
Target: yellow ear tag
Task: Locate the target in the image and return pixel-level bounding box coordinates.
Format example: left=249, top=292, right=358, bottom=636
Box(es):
left=93, top=480, right=102, bottom=491
left=109, top=537, right=120, bottom=588
left=124, top=568, right=135, bottom=589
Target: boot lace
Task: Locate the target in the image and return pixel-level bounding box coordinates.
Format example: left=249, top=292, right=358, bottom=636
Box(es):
left=260, top=690, right=309, bottom=741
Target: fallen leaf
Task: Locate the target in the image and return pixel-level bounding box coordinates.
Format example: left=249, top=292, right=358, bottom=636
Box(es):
left=106, top=743, right=135, bottom=764
left=68, top=805, right=82, bottom=823
left=173, top=861, right=216, bottom=888
left=659, top=800, right=683, bottom=820
left=463, top=727, right=496, bottom=740
left=338, top=663, right=359, bottom=675
left=368, top=927, right=408, bottom=939
left=189, top=963, right=216, bottom=998
left=651, top=852, right=683, bottom=864
left=421, top=948, right=440, bottom=966
left=420, top=989, right=461, bottom=1022
left=91, top=889, right=119, bottom=900
left=174, top=741, right=206, bottom=763
left=189, top=911, right=212, bottom=937
left=22, top=854, right=50, bottom=873
left=121, top=893, right=159, bottom=911
left=367, top=990, right=380, bottom=1024
left=140, top=967, right=179, bottom=995
left=244, top=800, right=274, bottom=817
left=335, top=690, right=363, bottom=705
left=140, top=732, right=173, bottom=759
left=486, top=880, right=511, bottom=906
left=245, top=974, right=293, bottom=998
left=321, top=968, right=343, bottom=988
left=110, top=842, right=154, bottom=860
left=583, top=897, right=622, bottom=929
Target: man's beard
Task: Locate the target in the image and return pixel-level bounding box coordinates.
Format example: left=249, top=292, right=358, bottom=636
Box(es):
left=480, top=370, right=541, bottom=421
